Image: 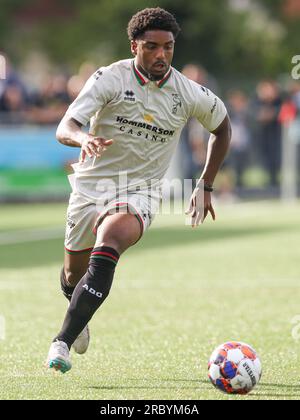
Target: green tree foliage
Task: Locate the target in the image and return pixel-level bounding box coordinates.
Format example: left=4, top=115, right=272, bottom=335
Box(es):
left=1, top=0, right=299, bottom=82
left=0, top=0, right=25, bottom=57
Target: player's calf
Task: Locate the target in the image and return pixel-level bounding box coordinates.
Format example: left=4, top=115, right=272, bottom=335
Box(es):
left=60, top=268, right=91, bottom=354
left=60, top=268, right=75, bottom=301
left=53, top=246, right=120, bottom=350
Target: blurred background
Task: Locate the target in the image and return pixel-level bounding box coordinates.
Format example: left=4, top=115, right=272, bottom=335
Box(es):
left=1, top=1, right=300, bottom=400
left=0, top=0, right=300, bottom=202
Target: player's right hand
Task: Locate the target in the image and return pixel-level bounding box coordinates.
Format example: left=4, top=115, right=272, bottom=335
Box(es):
left=79, top=135, right=114, bottom=163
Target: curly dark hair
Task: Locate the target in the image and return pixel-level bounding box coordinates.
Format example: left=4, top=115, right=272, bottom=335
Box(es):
left=127, top=7, right=181, bottom=41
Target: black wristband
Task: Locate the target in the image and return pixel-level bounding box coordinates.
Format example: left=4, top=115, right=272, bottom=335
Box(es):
left=204, top=184, right=214, bottom=192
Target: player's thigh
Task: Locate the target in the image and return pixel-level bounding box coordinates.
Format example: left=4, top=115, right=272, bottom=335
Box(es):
left=64, top=192, right=97, bottom=285
left=95, top=213, right=142, bottom=255
left=64, top=250, right=91, bottom=286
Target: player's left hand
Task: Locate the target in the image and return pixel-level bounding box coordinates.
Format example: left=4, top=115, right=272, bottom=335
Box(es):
left=185, top=189, right=216, bottom=228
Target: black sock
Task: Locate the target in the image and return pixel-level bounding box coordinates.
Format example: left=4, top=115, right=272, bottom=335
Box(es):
left=60, top=268, right=75, bottom=301
left=54, top=247, right=120, bottom=349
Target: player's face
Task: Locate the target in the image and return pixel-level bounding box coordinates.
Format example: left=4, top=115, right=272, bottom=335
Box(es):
left=131, top=30, right=175, bottom=79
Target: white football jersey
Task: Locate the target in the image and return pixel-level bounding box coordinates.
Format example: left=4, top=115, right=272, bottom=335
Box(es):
left=66, top=58, right=227, bottom=200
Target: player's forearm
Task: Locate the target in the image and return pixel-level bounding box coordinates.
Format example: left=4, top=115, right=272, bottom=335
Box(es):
left=199, top=116, right=231, bottom=186
left=56, top=117, right=89, bottom=148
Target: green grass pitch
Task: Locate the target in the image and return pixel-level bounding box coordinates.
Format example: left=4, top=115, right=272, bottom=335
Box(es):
left=0, top=200, right=300, bottom=400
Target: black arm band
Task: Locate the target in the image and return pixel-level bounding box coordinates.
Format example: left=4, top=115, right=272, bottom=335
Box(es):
left=204, top=185, right=214, bottom=192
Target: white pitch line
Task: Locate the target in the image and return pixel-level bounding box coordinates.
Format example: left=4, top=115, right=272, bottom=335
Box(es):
left=0, top=226, right=64, bottom=245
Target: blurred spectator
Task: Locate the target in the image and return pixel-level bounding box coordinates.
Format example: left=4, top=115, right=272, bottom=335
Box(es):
left=0, top=56, right=97, bottom=125
left=0, top=53, right=25, bottom=91
left=181, top=63, right=219, bottom=94
left=27, top=74, right=71, bottom=124
left=290, top=82, right=300, bottom=115
left=226, top=90, right=251, bottom=189
left=67, top=61, right=96, bottom=101
left=67, top=75, right=85, bottom=101
left=0, top=53, right=30, bottom=124
left=0, top=82, right=29, bottom=124
left=179, top=64, right=219, bottom=185
left=252, top=80, right=283, bottom=188
left=284, top=82, right=300, bottom=186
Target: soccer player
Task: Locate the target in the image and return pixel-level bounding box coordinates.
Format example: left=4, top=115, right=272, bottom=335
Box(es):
left=46, top=7, right=231, bottom=373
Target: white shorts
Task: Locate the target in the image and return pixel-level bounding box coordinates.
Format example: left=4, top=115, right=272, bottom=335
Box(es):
left=64, top=189, right=160, bottom=254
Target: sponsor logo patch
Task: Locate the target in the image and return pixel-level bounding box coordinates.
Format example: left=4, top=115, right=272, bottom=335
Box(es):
left=171, top=94, right=182, bottom=115
left=82, top=284, right=103, bottom=298
left=124, top=90, right=136, bottom=102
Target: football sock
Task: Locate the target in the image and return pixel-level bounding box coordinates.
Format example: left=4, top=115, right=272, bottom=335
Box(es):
left=60, top=268, right=75, bottom=301
left=54, top=246, right=120, bottom=349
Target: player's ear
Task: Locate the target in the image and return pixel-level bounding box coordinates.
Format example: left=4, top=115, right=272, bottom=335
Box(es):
left=131, top=40, right=137, bottom=56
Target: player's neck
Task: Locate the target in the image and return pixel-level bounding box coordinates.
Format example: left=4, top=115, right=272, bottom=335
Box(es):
left=136, top=62, right=169, bottom=82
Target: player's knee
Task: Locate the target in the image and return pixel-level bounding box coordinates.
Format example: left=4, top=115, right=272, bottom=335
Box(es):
left=96, top=215, right=141, bottom=254
left=102, top=228, right=127, bottom=252
left=96, top=238, right=123, bottom=254
left=95, top=225, right=127, bottom=253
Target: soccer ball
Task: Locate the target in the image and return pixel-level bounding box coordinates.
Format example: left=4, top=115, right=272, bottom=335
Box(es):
left=208, top=341, right=262, bottom=395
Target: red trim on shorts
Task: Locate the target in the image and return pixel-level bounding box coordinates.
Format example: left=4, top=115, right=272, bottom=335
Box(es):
left=93, top=202, right=145, bottom=242
left=114, top=202, right=130, bottom=208
left=65, top=247, right=93, bottom=254
left=114, top=202, right=145, bottom=245
left=131, top=209, right=144, bottom=233
left=109, top=202, right=145, bottom=234
left=92, top=202, right=130, bottom=235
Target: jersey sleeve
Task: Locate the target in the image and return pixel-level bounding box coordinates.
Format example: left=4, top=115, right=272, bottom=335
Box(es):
left=191, top=83, right=227, bottom=132
left=65, top=68, right=117, bottom=126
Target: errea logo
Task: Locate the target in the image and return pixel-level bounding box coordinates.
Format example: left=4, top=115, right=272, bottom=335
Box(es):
left=82, top=284, right=103, bottom=298
left=124, top=90, right=135, bottom=102
left=94, top=69, right=103, bottom=80
left=200, top=85, right=210, bottom=96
